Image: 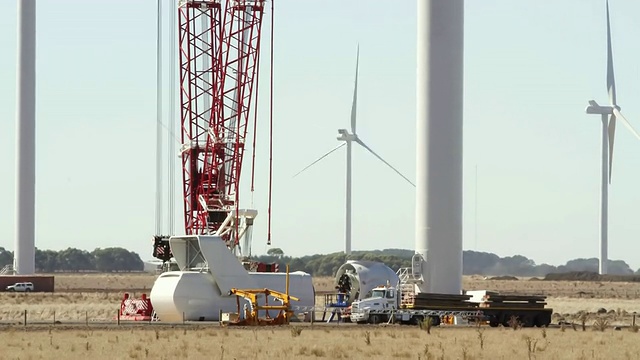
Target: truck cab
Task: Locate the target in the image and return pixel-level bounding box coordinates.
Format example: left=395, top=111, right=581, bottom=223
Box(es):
left=368, top=286, right=397, bottom=305
left=350, top=283, right=444, bottom=326
left=350, top=285, right=398, bottom=324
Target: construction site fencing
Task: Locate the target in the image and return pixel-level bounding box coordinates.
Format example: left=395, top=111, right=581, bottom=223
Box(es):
left=0, top=306, right=486, bottom=325
left=0, top=309, right=134, bottom=325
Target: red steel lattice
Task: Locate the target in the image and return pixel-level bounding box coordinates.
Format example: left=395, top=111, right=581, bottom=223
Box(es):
left=178, top=0, right=266, bottom=248
left=177, top=1, right=222, bottom=235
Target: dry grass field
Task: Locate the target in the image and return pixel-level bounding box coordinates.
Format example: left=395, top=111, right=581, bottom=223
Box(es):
left=52, top=273, right=156, bottom=292
left=3, top=273, right=640, bottom=325
left=2, top=273, right=639, bottom=358
left=1, top=325, right=640, bottom=359
left=50, top=273, right=640, bottom=299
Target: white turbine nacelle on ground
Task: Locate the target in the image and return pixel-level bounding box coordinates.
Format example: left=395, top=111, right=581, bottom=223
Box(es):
left=294, top=46, right=414, bottom=256
left=150, top=235, right=315, bottom=322
left=334, top=260, right=400, bottom=305
left=584, top=0, right=640, bottom=275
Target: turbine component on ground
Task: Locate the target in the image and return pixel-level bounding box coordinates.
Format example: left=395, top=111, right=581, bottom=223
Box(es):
left=150, top=236, right=315, bottom=321
left=333, top=260, right=399, bottom=305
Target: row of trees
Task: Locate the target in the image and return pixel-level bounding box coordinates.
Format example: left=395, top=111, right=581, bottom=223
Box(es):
left=258, top=248, right=639, bottom=277
left=0, top=245, right=636, bottom=277
left=0, top=247, right=143, bottom=273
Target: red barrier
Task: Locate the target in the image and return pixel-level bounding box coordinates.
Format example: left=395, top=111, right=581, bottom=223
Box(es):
left=118, top=293, right=153, bottom=321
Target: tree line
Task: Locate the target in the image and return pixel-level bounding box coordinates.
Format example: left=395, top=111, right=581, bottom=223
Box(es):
left=0, top=247, right=144, bottom=273
left=0, top=245, right=636, bottom=277
left=258, top=248, right=640, bottom=277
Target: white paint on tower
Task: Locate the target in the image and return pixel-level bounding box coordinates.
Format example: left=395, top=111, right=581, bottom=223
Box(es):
left=14, top=0, right=37, bottom=275
left=415, top=0, right=464, bottom=295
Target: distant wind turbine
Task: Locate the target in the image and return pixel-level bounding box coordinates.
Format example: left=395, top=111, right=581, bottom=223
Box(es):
left=584, top=0, right=640, bottom=275
left=294, top=45, right=414, bottom=255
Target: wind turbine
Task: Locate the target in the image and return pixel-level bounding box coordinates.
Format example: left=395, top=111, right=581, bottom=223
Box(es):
left=584, top=0, right=640, bottom=275
left=294, top=46, right=415, bottom=255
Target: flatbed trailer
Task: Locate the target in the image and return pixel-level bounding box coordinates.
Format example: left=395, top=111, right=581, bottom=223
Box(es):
left=350, top=286, right=553, bottom=327
left=479, top=306, right=552, bottom=327
left=352, top=304, right=552, bottom=327
left=399, top=306, right=553, bottom=327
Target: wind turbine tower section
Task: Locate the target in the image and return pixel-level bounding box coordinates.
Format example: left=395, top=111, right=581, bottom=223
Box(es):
left=415, top=0, right=464, bottom=295
left=14, top=0, right=37, bottom=275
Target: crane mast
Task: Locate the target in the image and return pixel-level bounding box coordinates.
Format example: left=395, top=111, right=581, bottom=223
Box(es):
left=154, top=0, right=267, bottom=262
left=177, top=1, right=222, bottom=236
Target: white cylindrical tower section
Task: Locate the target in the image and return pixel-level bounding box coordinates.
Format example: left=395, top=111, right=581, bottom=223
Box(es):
left=599, top=114, right=608, bottom=275
left=415, top=0, right=464, bottom=294
left=14, top=0, right=37, bottom=275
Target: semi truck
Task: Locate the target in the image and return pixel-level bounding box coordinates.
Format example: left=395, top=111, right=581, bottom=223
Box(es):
left=350, top=276, right=553, bottom=328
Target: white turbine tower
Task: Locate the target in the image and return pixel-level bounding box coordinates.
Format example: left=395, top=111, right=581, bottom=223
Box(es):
left=294, top=46, right=414, bottom=255
left=585, top=0, right=640, bottom=275
left=415, top=0, right=464, bottom=295
left=14, top=0, right=37, bottom=275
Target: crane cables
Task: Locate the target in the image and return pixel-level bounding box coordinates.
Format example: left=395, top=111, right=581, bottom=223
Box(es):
left=154, top=0, right=179, bottom=238
left=247, top=0, right=275, bottom=247
left=267, top=0, right=275, bottom=245
left=154, top=0, right=163, bottom=237
left=167, top=0, right=177, bottom=236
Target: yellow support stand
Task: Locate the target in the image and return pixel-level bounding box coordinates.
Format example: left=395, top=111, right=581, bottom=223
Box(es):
left=228, top=264, right=299, bottom=326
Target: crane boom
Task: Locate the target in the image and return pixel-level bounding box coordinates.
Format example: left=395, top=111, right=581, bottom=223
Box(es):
left=154, top=0, right=267, bottom=262
left=177, top=1, right=222, bottom=235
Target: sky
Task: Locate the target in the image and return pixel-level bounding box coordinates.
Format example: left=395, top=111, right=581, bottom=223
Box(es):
left=1, top=0, right=640, bottom=269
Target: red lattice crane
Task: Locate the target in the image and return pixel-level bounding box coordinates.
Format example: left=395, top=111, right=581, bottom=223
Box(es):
left=154, top=0, right=272, bottom=263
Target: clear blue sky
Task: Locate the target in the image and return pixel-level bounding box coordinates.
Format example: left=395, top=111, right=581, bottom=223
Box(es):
left=1, top=0, right=640, bottom=269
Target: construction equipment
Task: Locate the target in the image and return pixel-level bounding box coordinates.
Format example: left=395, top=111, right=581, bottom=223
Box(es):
left=349, top=267, right=553, bottom=327
left=118, top=293, right=154, bottom=321
left=226, top=288, right=299, bottom=325
left=152, top=0, right=275, bottom=262
left=226, top=265, right=299, bottom=326
left=149, top=235, right=316, bottom=322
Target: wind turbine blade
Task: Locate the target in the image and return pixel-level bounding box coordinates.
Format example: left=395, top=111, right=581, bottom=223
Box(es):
left=292, top=143, right=346, bottom=178
left=606, top=0, right=617, bottom=106
left=350, top=44, right=359, bottom=134
left=613, top=108, right=640, bottom=141
left=355, top=138, right=415, bottom=187
left=608, top=113, right=616, bottom=184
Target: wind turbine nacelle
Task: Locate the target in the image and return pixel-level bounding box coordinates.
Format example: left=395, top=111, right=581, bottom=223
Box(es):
left=334, top=260, right=399, bottom=305
left=586, top=100, right=618, bottom=115
left=337, top=129, right=349, bottom=141
left=585, top=105, right=603, bottom=115
left=337, top=129, right=357, bottom=142
left=585, top=105, right=611, bottom=115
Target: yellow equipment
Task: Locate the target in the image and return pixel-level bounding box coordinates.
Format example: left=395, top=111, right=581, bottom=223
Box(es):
left=228, top=265, right=300, bottom=326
